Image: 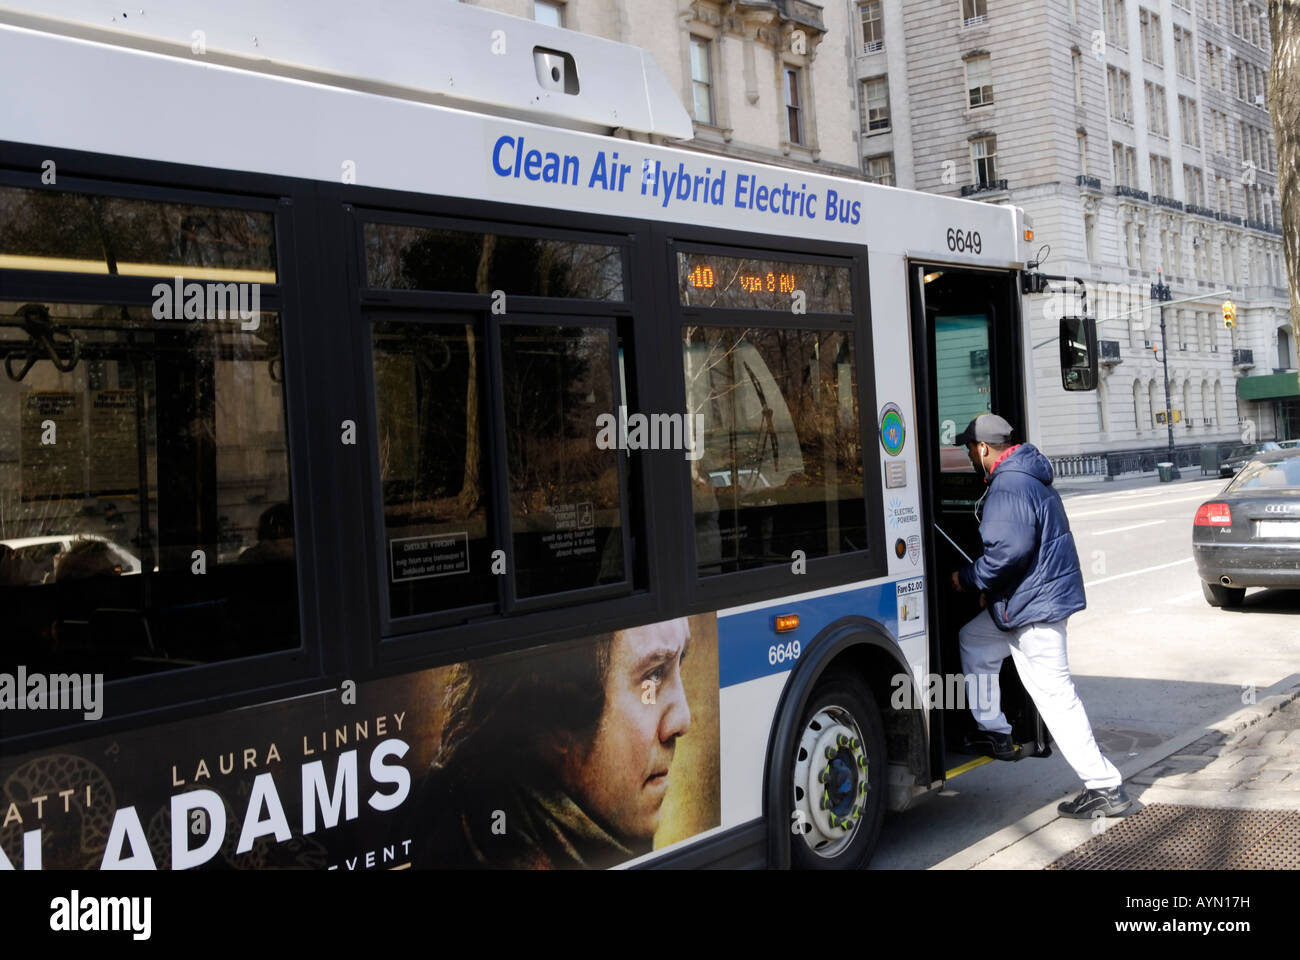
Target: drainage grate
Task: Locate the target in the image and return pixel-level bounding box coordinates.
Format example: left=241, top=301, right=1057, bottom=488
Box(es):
left=1047, top=803, right=1300, bottom=870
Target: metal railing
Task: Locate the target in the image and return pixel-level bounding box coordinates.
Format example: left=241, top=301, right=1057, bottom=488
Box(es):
left=1099, top=339, right=1122, bottom=363
left=960, top=179, right=1007, bottom=197
left=1076, top=174, right=1102, bottom=190
left=1233, top=348, right=1254, bottom=366
left=1152, top=195, right=1184, bottom=211
left=1051, top=455, right=1109, bottom=478
left=1115, top=185, right=1150, bottom=201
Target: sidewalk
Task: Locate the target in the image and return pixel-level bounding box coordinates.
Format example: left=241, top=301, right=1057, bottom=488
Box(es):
left=933, top=675, right=1300, bottom=869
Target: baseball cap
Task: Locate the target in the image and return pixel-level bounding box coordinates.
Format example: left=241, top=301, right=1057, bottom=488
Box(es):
left=954, top=414, right=1015, bottom=445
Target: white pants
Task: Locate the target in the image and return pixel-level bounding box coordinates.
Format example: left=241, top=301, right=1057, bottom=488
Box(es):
left=958, top=610, right=1122, bottom=790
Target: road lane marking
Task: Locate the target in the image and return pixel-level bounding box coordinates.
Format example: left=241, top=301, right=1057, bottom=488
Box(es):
left=1092, top=519, right=1167, bottom=535
left=1070, top=493, right=1213, bottom=518
left=1164, top=589, right=1205, bottom=604
left=1083, top=556, right=1194, bottom=587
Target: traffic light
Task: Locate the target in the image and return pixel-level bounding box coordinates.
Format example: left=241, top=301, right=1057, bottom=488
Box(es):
left=1222, top=300, right=1237, bottom=329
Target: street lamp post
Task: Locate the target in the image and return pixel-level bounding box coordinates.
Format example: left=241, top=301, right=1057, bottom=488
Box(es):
left=1150, top=269, right=1180, bottom=479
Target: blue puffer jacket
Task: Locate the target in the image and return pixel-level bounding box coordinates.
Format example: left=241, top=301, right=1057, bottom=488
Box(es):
left=956, top=443, right=1087, bottom=630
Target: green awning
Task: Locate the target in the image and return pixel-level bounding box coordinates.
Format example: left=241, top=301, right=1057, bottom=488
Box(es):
left=1237, top=371, right=1300, bottom=401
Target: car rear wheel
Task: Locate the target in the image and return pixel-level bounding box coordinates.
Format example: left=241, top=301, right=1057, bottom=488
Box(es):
left=789, top=672, right=887, bottom=870
left=1202, top=580, right=1245, bottom=608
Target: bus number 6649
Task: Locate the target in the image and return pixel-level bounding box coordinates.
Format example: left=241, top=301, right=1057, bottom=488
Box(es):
left=946, top=228, right=982, bottom=255
left=768, top=641, right=801, bottom=665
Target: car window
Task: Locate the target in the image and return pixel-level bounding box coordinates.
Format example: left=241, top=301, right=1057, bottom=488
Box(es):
left=1228, top=457, right=1300, bottom=490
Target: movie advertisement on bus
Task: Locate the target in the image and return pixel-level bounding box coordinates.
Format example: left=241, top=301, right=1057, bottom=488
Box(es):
left=0, top=614, right=720, bottom=870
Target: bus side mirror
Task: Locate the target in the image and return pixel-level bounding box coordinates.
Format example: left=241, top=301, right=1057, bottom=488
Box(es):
left=1059, top=316, right=1098, bottom=392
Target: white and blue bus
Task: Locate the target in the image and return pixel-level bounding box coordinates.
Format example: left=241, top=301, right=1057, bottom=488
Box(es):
left=0, top=0, right=1097, bottom=870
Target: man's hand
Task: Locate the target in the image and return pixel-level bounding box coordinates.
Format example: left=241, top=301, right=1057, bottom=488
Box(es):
left=950, top=570, right=963, bottom=592
left=978, top=592, right=987, bottom=609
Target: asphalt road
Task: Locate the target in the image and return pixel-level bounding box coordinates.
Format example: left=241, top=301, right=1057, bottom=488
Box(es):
left=869, top=473, right=1300, bottom=869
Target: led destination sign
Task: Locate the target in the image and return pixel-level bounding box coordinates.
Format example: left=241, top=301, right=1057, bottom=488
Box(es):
left=677, top=253, right=852, bottom=313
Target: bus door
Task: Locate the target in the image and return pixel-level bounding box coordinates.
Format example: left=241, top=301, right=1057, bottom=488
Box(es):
left=908, top=264, right=1051, bottom=774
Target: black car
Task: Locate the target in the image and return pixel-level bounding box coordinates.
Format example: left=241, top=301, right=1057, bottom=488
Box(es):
left=1194, top=449, right=1300, bottom=607
left=1218, top=441, right=1282, bottom=477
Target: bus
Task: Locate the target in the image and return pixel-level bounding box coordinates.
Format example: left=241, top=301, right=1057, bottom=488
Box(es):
left=0, top=0, right=1098, bottom=871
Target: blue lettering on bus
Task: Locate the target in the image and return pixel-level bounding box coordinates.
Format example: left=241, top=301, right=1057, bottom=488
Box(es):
left=490, top=135, right=580, bottom=185
left=489, top=134, right=852, bottom=226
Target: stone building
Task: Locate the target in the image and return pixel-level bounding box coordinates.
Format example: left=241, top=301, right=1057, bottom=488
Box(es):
left=848, top=0, right=1294, bottom=469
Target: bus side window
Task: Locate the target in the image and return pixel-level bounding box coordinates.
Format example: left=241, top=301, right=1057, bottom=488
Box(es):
left=500, top=322, right=628, bottom=599
left=0, top=184, right=296, bottom=687
left=371, top=320, right=496, bottom=618
left=683, top=326, right=865, bottom=575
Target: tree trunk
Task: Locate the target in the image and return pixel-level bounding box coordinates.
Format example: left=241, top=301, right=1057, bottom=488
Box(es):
left=1268, top=0, right=1300, bottom=395
left=458, top=233, right=496, bottom=513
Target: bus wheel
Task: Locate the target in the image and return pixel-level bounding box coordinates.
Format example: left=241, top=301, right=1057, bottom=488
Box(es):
left=789, top=672, right=887, bottom=869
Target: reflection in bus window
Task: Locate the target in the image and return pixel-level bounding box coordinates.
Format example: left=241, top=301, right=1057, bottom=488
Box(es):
left=0, top=300, right=297, bottom=679
left=683, top=327, right=865, bottom=574
left=364, top=223, right=625, bottom=301
left=0, top=185, right=276, bottom=280
left=501, top=324, right=626, bottom=598
left=371, top=320, right=495, bottom=618
left=935, top=314, right=992, bottom=474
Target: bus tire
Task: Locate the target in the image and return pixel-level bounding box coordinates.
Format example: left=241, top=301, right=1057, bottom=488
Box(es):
left=788, top=671, right=887, bottom=870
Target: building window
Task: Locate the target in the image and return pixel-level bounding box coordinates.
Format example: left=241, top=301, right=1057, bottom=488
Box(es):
left=1104, top=0, right=1129, bottom=49
left=1174, top=26, right=1195, bottom=78
left=1085, top=211, right=1098, bottom=261
left=970, top=136, right=998, bottom=188
left=1108, top=67, right=1133, bottom=122
left=784, top=66, right=804, bottom=144
left=1112, top=142, right=1138, bottom=186
left=862, top=76, right=890, bottom=132
left=1150, top=153, right=1172, bottom=196
left=1140, top=8, right=1163, bottom=65
left=1184, top=164, right=1204, bottom=205
left=860, top=1, right=884, bottom=51
left=1179, top=96, right=1200, bottom=146
left=1212, top=110, right=1226, bottom=152
left=1072, top=50, right=1084, bottom=106
left=962, top=0, right=988, bottom=26
left=865, top=154, right=895, bottom=186
left=1078, top=131, right=1089, bottom=176
left=533, top=0, right=564, bottom=28
left=1145, top=81, right=1168, bottom=136
left=689, top=36, right=714, bottom=125
left=966, top=54, right=994, bottom=107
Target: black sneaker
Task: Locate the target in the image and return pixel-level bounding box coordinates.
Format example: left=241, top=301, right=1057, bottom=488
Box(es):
left=962, top=729, right=1019, bottom=761
left=1058, top=785, right=1131, bottom=818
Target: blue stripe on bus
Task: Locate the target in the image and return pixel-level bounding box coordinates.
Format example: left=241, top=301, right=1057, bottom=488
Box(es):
left=717, top=582, right=899, bottom=688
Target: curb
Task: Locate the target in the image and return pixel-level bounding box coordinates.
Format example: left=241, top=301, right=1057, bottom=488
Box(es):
left=929, top=674, right=1300, bottom=870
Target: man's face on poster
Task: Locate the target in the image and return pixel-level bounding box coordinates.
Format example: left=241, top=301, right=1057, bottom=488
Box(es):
left=560, top=618, right=693, bottom=843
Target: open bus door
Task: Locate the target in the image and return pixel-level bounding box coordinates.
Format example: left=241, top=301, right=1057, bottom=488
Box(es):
left=908, top=263, right=1053, bottom=781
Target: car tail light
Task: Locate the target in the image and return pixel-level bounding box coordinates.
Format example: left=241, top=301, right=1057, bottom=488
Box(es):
left=1194, top=502, right=1232, bottom=526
